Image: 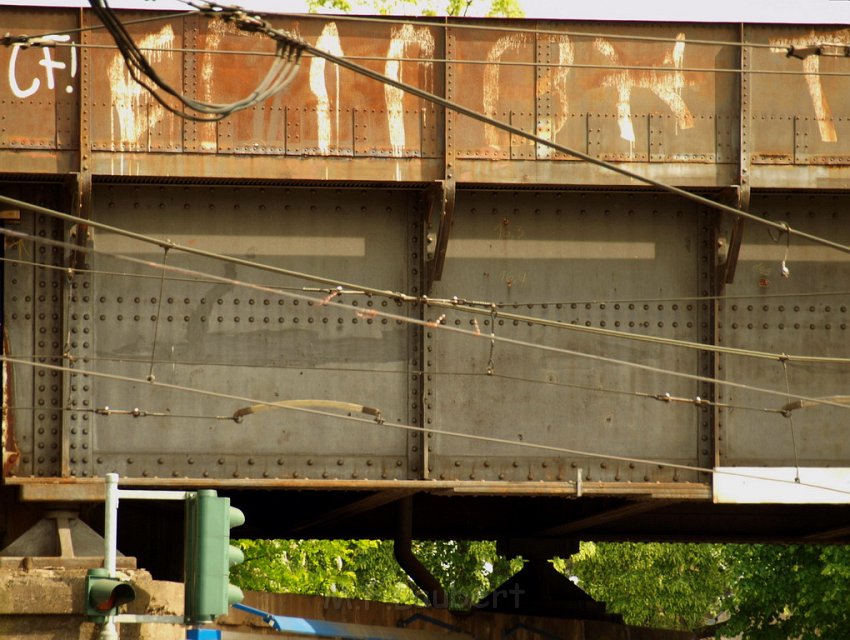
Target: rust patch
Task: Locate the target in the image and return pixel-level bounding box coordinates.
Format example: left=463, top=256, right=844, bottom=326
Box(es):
left=2, top=326, right=20, bottom=478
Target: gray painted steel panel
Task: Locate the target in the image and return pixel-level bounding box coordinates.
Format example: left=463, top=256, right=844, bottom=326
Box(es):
left=61, top=185, right=417, bottom=480
left=718, top=194, right=850, bottom=467
left=427, top=191, right=712, bottom=484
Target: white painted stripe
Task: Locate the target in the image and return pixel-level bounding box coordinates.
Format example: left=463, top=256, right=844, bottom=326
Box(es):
left=448, top=239, right=656, bottom=259
left=739, top=245, right=850, bottom=262
left=714, top=467, right=850, bottom=504
left=97, top=233, right=366, bottom=257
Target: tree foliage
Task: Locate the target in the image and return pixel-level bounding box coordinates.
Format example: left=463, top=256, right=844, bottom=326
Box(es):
left=232, top=539, right=850, bottom=638
left=557, top=542, right=729, bottom=632
left=305, top=0, right=524, bottom=17
left=719, top=544, right=850, bottom=640
left=232, top=539, right=521, bottom=609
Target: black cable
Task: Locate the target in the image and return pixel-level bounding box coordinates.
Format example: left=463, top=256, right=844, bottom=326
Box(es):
left=87, top=0, right=305, bottom=121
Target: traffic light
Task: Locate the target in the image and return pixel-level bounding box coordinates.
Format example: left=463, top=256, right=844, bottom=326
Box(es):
left=84, top=568, right=136, bottom=622
left=184, top=490, right=246, bottom=624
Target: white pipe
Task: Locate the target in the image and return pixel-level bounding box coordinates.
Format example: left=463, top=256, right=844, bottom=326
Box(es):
left=104, top=473, right=119, bottom=577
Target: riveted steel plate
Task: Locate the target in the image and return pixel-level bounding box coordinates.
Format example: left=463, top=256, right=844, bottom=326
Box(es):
left=718, top=194, right=850, bottom=467
left=0, top=10, right=79, bottom=152
left=2, top=184, right=66, bottom=478
left=427, top=191, right=710, bottom=484
left=73, top=185, right=416, bottom=480
left=749, top=26, right=850, bottom=167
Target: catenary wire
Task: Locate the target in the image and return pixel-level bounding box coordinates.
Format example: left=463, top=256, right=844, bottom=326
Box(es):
left=426, top=299, right=850, bottom=365
left=3, top=351, right=785, bottom=416
left=4, top=354, right=850, bottom=498
left=3, top=255, right=849, bottom=307
left=239, top=8, right=833, bottom=52
left=38, top=40, right=850, bottom=79
left=2, top=196, right=848, bottom=368
left=4, top=225, right=850, bottom=414
left=22, top=9, right=198, bottom=42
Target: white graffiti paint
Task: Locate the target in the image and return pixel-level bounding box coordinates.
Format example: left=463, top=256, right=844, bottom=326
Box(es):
left=769, top=29, right=850, bottom=143
left=384, top=24, right=435, bottom=157
left=536, top=35, right=574, bottom=159
left=107, top=25, right=175, bottom=148
left=309, top=23, right=344, bottom=155
left=8, top=34, right=76, bottom=98
left=594, top=33, right=694, bottom=143
left=484, top=33, right=530, bottom=149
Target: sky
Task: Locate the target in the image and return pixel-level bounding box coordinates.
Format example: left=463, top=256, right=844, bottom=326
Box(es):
left=4, top=0, right=850, bottom=24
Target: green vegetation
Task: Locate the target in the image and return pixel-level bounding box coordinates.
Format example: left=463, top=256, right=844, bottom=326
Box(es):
left=232, top=539, right=850, bottom=638
left=305, top=0, right=524, bottom=17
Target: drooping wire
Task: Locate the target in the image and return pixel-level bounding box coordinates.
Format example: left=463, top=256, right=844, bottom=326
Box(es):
left=3, top=255, right=849, bottom=308
left=4, top=354, right=850, bottom=499
left=782, top=360, right=802, bottom=483
left=4, top=226, right=850, bottom=414
left=1, top=195, right=847, bottom=368
left=87, top=0, right=306, bottom=121
left=146, top=246, right=169, bottom=382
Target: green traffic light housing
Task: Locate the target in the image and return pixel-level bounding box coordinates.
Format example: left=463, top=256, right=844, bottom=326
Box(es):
left=85, top=568, right=136, bottom=622
left=184, top=490, right=246, bottom=624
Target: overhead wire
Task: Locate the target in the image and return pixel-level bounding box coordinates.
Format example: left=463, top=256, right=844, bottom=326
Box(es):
left=3, top=255, right=849, bottom=308
left=38, top=40, right=850, bottom=79
left=153, top=1, right=850, bottom=258
left=86, top=0, right=306, bottom=122
left=1, top=195, right=848, bottom=369
left=425, top=299, right=850, bottom=365
left=4, top=225, right=850, bottom=414
left=13, top=9, right=198, bottom=42
left=253, top=9, right=832, bottom=52
left=5, top=353, right=850, bottom=499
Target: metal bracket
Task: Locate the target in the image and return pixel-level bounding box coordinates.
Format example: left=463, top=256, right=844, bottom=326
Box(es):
left=424, top=178, right=456, bottom=293
left=717, top=186, right=749, bottom=288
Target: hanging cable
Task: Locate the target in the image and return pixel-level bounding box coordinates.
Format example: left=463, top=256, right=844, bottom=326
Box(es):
left=86, top=0, right=306, bottom=121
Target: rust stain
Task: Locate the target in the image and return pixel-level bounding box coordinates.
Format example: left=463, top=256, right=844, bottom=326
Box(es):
left=769, top=29, right=850, bottom=144
left=2, top=326, right=20, bottom=477
left=107, top=24, right=175, bottom=149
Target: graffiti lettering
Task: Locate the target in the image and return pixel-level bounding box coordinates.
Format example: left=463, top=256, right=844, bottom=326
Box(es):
left=107, top=25, right=174, bottom=147
left=770, top=29, right=850, bottom=143
left=309, top=23, right=344, bottom=155
left=8, top=34, right=77, bottom=99
left=384, top=24, right=434, bottom=157
left=594, top=33, right=693, bottom=142
left=483, top=33, right=530, bottom=148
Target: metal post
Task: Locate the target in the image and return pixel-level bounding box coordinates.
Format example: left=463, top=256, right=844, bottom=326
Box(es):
left=101, top=472, right=120, bottom=640
left=105, top=472, right=119, bottom=576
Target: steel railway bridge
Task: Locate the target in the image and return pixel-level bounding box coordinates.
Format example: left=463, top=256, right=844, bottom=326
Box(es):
left=0, top=4, right=849, bottom=586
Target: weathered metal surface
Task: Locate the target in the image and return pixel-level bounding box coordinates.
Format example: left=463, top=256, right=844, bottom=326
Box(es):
left=2, top=10, right=850, bottom=184
left=2, top=7, right=850, bottom=549
left=717, top=193, right=850, bottom=467
left=427, top=190, right=710, bottom=484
